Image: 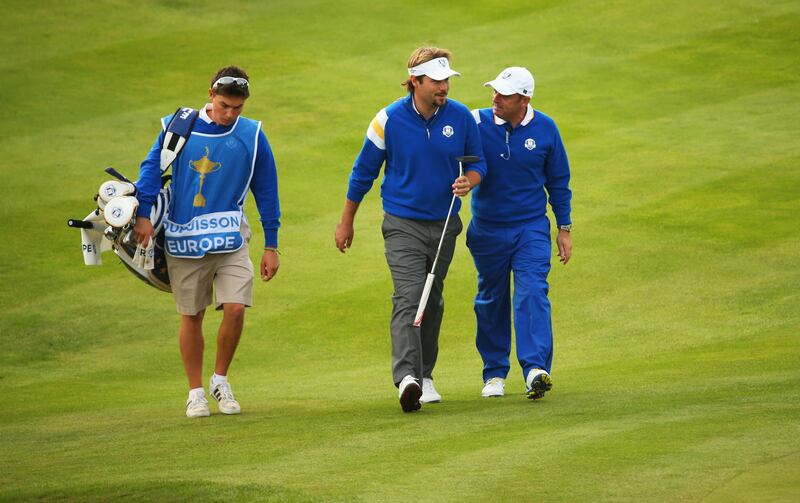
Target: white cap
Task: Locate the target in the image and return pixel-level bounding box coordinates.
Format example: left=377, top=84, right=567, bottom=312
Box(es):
left=484, top=67, right=535, bottom=97
left=408, top=57, right=461, bottom=80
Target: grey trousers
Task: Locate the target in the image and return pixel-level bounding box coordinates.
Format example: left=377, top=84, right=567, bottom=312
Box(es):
left=382, top=212, right=463, bottom=386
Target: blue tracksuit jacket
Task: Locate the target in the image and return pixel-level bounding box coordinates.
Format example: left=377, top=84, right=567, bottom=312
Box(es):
left=470, top=106, right=571, bottom=226
left=347, top=94, right=486, bottom=220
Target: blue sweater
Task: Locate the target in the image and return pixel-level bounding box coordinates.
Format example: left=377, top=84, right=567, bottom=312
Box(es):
left=471, top=106, right=571, bottom=226
left=347, top=95, right=487, bottom=220
left=135, top=108, right=281, bottom=248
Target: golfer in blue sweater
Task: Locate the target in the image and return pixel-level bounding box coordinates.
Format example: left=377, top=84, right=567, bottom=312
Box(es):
left=335, top=47, right=486, bottom=412
left=469, top=67, right=572, bottom=400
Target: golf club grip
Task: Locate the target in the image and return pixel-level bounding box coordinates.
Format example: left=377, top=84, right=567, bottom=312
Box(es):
left=104, top=167, right=133, bottom=183
left=67, top=219, right=95, bottom=229
left=413, top=273, right=436, bottom=327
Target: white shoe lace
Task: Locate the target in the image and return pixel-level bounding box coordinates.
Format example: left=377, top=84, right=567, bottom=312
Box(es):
left=187, top=395, right=208, bottom=409
left=215, top=383, right=236, bottom=403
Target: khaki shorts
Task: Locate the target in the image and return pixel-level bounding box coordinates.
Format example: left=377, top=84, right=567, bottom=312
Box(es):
left=167, top=242, right=254, bottom=315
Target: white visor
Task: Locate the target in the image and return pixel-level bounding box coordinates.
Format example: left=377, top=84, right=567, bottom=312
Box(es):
left=408, top=57, right=460, bottom=81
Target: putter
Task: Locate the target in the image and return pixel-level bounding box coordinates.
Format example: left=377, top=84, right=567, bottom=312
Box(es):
left=413, top=155, right=480, bottom=327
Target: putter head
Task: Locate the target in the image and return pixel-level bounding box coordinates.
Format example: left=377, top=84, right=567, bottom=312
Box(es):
left=456, top=155, right=480, bottom=164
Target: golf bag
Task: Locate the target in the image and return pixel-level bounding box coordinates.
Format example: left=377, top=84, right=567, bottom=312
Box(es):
left=67, top=107, right=199, bottom=293
left=68, top=171, right=173, bottom=292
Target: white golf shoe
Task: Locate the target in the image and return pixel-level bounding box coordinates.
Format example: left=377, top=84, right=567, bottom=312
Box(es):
left=210, top=380, right=241, bottom=415
left=185, top=392, right=210, bottom=418
left=481, top=377, right=505, bottom=397
left=398, top=375, right=422, bottom=412
left=420, top=378, right=442, bottom=403
left=526, top=369, right=552, bottom=400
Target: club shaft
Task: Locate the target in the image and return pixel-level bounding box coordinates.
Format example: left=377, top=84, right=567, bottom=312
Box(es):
left=428, top=161, right=464, bottom=276
left=104, top=166, right=132, bottom=183
left=414, top=160, right=467, bottom=327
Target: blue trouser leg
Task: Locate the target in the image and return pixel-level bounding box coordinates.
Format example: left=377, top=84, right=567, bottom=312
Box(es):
left=512, top=223, right=553, bottom=379
left=467, top=221, right=513, bottom=382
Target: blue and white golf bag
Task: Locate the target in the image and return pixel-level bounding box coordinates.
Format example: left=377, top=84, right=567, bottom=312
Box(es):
left=68, top=107, right=199, bottom=293
left=68, top=170, right=173, bottom=292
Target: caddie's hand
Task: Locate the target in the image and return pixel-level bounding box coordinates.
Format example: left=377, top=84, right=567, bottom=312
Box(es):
left=134, top=217, right=154, bottom=246
left=335, top=220, right=354, bottom=253
left=261, top=249, right=280, bottom=281
left=557, top=230, right=572, bottom=265
left=452, top=175, right=471, bottom=197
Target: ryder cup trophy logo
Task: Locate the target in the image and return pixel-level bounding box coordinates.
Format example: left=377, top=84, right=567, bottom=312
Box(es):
left=190, top=146, right=222, bottom=207
left=442, top=125, right=454, bottom=138
left=525, top=138, right=536, bottom=150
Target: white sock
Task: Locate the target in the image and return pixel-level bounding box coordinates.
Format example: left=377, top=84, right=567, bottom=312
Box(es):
left=211, top=373, right=227, bottom=387
left=189, top=387, right=205, bottom=400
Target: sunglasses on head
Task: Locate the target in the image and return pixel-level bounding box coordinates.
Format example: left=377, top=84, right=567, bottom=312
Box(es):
left=213, top=76, right=250, bottom=89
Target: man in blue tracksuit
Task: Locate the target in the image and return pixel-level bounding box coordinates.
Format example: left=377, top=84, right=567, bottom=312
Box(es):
left=134, top=66, right=281, bottom=418
left=335, top=47, right=486, bottom=412
left=468, top=67, right=572, bottom=400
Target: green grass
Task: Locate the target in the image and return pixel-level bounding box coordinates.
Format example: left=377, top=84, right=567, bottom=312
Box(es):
left=1, top=0, right=799, bottom=501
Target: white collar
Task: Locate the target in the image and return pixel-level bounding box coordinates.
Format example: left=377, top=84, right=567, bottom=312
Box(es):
left=199, top=103, right=214, bottom=124
left=493, top=104, right=534, bottom=127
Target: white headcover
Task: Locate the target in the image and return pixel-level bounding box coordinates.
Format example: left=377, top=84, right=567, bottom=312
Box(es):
left=98, top=180, right=136, bottom=203
left=103, top=196, right=138, bottom=228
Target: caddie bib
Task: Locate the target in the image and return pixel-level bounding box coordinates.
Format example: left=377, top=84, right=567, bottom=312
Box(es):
left=163, top=116, right=260, bottom=258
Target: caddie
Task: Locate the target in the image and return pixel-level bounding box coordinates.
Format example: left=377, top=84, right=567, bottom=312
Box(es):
left=134, top=65, right=280, bottom=418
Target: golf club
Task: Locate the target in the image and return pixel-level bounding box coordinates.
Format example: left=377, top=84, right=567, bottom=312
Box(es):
left=104, top=166, right=133, bottom=184
left=413, top=155, right=480, bottom=327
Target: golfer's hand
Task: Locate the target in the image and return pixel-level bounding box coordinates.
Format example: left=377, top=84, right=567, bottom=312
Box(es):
left=452, top=175, right=471, bottom=197
left=134, top=217, right=154, bottom=246
left=261, top=249, right=279, bottom=281
left=557, top=230, right=572, bottom=265
left=335, top=220, right=354, bottom=253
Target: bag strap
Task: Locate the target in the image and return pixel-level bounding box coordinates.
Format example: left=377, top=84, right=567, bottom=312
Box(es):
left=160, top=107, right=199, bottom=173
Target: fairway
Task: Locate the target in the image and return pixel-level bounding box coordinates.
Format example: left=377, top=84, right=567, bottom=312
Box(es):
left=1, top=1, right=799, bottom=501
